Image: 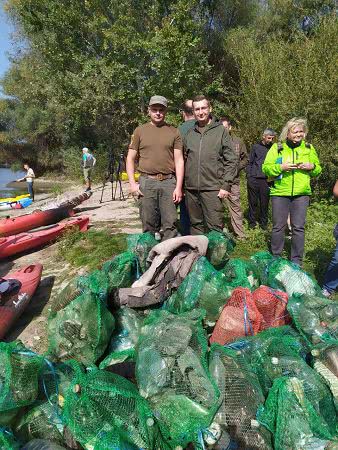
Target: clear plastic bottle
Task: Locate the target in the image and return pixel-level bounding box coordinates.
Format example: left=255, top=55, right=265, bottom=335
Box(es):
left=209, top=351, right=227, bottom=425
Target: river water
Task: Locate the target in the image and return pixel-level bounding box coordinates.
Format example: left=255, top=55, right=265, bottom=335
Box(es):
left=0, top=167, right=26, bottom=197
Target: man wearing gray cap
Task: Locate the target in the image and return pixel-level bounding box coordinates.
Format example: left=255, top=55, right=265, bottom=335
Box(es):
left=126, top=95, right=184, bottom=240
left=246, top=128, right=277, bottom=229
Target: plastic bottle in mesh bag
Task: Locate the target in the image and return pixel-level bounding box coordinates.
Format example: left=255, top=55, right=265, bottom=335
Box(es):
left=21, top=441, right=67, bottom=450
left=206, top=230, right=235, bottom=269
left=209, top=344, right=273, bottom=450
left=250, top=251, right=274, bottom=285
left=47, top=292, right=115, bottom=364
left=257, top=377, right=337, bottom=450
left=102, top=251, right=138, bottom=291
left=165, top=257, right=233, bottom=324
left=99, top=307, right=144, bottom=369
left=126, top=232, right=157, bottom=273
left=287, top=294, right=338, bottom=346
left=76, top=269, right=110, bottom=303
left=136, top=309, right=220, bottom=447
left=222, top=258, right=260, bottom=290
left=0, top=341, right=44, bottom=412
left=265, top=257, right=322, bottom=297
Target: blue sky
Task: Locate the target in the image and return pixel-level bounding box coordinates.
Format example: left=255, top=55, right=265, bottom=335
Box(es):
left=0, top=2, right=14, bottom=80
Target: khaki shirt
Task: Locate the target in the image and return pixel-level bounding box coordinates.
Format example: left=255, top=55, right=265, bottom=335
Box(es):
left=129, top=122, right=183, bottom=175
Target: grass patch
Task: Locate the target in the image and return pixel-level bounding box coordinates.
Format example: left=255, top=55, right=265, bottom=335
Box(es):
left=58, top=228, right=127, bottom=270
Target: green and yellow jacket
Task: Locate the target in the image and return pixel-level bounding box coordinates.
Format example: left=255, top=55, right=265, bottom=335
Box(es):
left=262, top=140, right=322, bottom=196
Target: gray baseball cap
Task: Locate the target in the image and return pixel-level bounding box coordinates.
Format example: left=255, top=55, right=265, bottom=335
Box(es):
left=149, top=95, right=168, bottom=107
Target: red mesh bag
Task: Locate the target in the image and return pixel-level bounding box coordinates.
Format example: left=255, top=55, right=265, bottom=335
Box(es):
left=253, top=286, right=289, bottom=330
left=210, top=288, right=262, bottom=345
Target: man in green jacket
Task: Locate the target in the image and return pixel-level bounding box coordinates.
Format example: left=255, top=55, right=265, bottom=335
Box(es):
left=183, top=95, right=238, bottom=234
left=262, top=117, right=322, bottom=265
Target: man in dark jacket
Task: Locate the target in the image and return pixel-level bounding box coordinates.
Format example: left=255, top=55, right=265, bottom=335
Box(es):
left=183, top=95, right=238, bottom=234
left=246, top=128, right=277, bottom=229
left=220, top=116, right=248, bottom=239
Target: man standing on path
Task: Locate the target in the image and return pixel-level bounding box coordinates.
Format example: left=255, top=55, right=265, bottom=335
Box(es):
left=126, top=95, right=184, bottom=240
left=220, top=116, right=247, bottom=239
left=246, top=128, right=277, bottom=229
left=183, top=95, right=238, bottom=235
left=17, top=162, right=35, bottom=201
left=82, top=147, right=96, bottom=193
left=178, top=99, right=195, bottom=235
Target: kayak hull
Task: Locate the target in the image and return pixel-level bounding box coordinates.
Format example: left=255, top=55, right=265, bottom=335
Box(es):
left=0, top=216, right=89, bottom=259
left=0, top=263, right=43, bottom=340
left=0, top=206, right=74, bottom=237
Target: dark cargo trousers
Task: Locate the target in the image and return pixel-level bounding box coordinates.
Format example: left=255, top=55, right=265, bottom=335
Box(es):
left=271, top=195, right=310, bottom=265
left=185, top=189, right=224, bottom=235
left=139, top=175, right=178, bottom=240
left=247, top=177, right=270, bottom=228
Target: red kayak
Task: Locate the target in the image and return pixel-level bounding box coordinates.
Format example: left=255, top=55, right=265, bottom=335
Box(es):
left=0, top=216, right=89, bottom=259
left=0, top=206, right=75, bottom=237
left=0, top=264, right=43, bottom=339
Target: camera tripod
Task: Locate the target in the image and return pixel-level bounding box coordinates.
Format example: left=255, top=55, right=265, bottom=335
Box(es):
left=99, top=151, right=126, bottom=203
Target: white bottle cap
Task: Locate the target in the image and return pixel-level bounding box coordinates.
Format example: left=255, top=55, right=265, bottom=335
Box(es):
left=271, top=357, right=279, bottom=365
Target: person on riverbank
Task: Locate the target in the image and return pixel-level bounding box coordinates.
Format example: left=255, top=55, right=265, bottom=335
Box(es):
left=126, top=95, right=184, bottom=240
left=246, top=128, right=277, bottom=230
left=17, top=163, right=35, bottom=201
left=82, top=147, right=96, bottom=192
left=178, top=99, right=195, bottom=235
left=220, top=116, right=247, bottom=239
left=183, top=95, right=238, bottom=235
left=262, top=117, right=322, bottom=266
left=322, top=179, right=338, bottom=298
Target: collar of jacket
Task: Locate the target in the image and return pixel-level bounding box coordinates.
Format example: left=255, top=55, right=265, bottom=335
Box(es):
left=193, top=116, right=221, bottom=133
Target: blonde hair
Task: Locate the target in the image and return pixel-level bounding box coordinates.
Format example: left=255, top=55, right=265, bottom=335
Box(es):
left=279, top=117, right=308, bottom=143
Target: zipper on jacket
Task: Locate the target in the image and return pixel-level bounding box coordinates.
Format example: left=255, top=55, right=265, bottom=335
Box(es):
left=291, top=148, right=295, bottom=196
left=198, top=133, right=203, bottom=192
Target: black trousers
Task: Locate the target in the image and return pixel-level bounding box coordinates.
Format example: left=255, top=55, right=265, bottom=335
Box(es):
left=247, top=177, right=270, bottom=227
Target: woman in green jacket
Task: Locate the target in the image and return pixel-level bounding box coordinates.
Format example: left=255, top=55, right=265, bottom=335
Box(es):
left=262, top=117, right=322, bottom=265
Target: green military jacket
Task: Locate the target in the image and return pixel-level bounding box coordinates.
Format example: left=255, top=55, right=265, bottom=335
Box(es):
left=262, top=140, right=322, bottom=196
left=183, top=117, right=238, bottom=191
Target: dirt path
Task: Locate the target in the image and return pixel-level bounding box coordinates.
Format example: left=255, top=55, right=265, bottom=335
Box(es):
left=0, top=181, right=142, bottom=352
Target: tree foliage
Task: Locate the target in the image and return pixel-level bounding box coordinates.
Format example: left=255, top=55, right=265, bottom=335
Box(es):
left=0, top=0, right=336, bottom=191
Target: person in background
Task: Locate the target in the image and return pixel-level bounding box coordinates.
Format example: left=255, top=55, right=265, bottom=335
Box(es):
left=17, top=162, right=35, bottom=201
left=220, top=116, right=247, bottom=239
left=178, top=99, right=195, bottom=235
left=246, top=128, right=277, bottom=229
left=262, top=117, right=322, bottom=266
left=322, top=179, right=338, bottom=298
left=82, top=147, right=96, bottom=192
left=126, top=95, right=184, bottom=240
left=183, top=95, right=238, bottom=235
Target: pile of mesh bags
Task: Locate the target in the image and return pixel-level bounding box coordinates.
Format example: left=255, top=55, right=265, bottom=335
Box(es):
left=126, top=232, right=157, bottom=273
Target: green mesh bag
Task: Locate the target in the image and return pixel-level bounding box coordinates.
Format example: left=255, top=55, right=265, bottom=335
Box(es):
left=257, top=377, right=338, bottom=450
left=265, top=257, right=322, bottom=297
left=77, top=269, right=109, bottom=303
left=126, top=232, right=157, bottom=273
left=99, top=307, right=143, bottom=369
left=0, top=428, right=20, bottom=450
left=102, top=251, right=138, bottom=291
left=226, top=326, right=308, bottom=394
left=209, top=344, right=273, bottom=449
left=0, top=341, right=44, bottom=412
left=164, top=257, right=233, bottom=323
left=14, top=402, right=64, bottom=445
left=222, top=258, right=260, bottom=290
left=288, top=293, right=338, bottom=346
left=51, top=269, right=110, bottom=314
left=62, top=368, right=169, bottom=450
left=21, top=440, right=67, bottom=450
left=136, top=309, right=220, bottom=447
left=0, top=408, right=21, bottom=428
left=47, top=292, right=115, bottom=364
left=250, top=251, right=274, bottom=285
left=206, top=230, right=235, bottom=269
